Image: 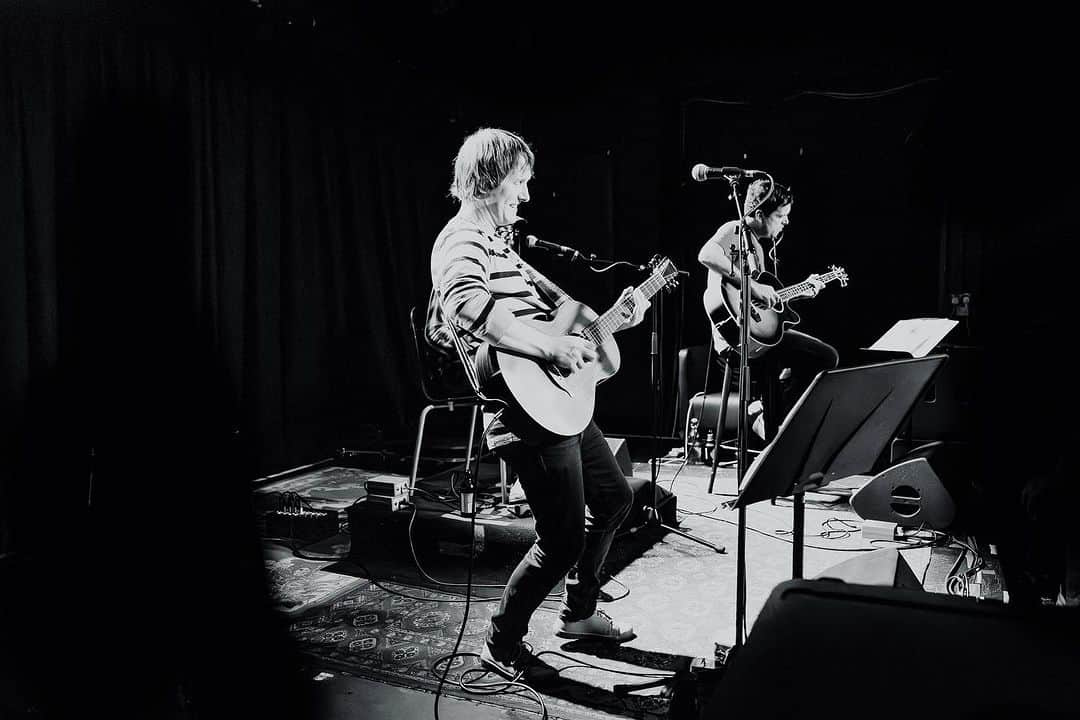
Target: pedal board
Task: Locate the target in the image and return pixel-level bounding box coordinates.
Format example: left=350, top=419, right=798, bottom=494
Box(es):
left=263, top=508, right=339, bottom=543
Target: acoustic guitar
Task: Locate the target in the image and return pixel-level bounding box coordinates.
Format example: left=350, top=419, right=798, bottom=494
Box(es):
left=703, top=265, right=848, bottom=359
left=478, top=256, right=679, bottom=436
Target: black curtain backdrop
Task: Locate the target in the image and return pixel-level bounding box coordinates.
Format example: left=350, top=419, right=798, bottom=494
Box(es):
left=4, top=6, right=1076, bottom=546
left=3, top=6, right=1075, bottom=519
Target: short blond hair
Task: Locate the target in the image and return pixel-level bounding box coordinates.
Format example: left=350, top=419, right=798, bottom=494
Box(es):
left=449, top=128, right=535, bottom=203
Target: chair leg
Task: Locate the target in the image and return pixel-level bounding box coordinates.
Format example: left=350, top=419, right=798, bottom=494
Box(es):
left=708, top=360, right=733, bottom=495
left=409, top=404, right=438, bottom=499
left=464, top=404, right=480, bottom=475
left=499, top=458, right=510, bottom=505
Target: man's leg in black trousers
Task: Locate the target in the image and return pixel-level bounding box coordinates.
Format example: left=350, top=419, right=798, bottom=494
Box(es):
left=485, top=434, right=586, bottom=660
left=759, top=330, right=839, bottom=441
left=561, top=421, right=634, bottom=622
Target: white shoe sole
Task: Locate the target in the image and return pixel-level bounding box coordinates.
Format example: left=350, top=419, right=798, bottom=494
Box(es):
left=555, top=628, right=636, bottom=642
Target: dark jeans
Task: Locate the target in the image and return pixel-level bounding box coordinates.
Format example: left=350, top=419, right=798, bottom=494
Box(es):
left=754, top=329, right=839, bottom=440
left=485, top=420, right=633, bottom=659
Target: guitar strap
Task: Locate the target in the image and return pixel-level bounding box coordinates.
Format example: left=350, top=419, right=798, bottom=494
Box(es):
left=517, top=261, right=561, bottom=315
left=728, top=237, right=767, bottom=281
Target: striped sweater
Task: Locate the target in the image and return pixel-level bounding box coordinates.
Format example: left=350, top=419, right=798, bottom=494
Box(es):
left=427, top=216, right=571, bottom=447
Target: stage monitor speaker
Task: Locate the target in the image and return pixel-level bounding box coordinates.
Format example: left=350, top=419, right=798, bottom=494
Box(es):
left=620, top=473, right=677, bottom=531
left=814, top=548, right=921, bottom=590
left=850, top=456, right=956, bottom=530
left=705, top=579, right=1080, bottom=719
left=500, top=435, right=631, bottom=486
left=604, top=436, right=633, bottom=478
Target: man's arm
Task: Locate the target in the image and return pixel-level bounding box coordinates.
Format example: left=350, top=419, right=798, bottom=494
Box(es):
left=437, top=233, right=595, bottom=370
left=697, top=224, right=778, bottom=307
left=698, top=230, right=743, bottom=285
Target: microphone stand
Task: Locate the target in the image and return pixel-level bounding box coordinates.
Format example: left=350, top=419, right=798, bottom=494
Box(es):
left=646, top=288, right=724, bottom=552
left=706, top=173, right=767, bottom=652
left=612, top=256, right=724, bottom=706
left=575, top=249, right=721, bottom=552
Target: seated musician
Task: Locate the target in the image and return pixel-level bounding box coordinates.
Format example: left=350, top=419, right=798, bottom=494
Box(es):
left=697, top=179, right=839, bottom=440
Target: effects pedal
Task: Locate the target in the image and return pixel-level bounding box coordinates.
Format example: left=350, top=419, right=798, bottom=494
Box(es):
left=264, top=508, right=338, bottom=543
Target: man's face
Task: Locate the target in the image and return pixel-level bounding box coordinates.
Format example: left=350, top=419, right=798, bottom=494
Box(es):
left=486, top=158, right=531, bottom=226
left=760, top=203, right=792, bottom=239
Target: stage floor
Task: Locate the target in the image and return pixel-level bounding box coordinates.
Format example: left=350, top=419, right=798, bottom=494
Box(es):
left=256, top=454, right=1000, bottom=719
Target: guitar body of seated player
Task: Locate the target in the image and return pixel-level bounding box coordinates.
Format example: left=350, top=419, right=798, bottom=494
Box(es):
left=697, top=179, right=839, bottom=442
left=426, top=128, right=653, bottom=680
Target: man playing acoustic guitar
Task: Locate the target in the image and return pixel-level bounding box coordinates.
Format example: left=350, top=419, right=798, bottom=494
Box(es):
left=697, top=179, right=839, bottom=442
left=426, top=128, right=650, bottom=679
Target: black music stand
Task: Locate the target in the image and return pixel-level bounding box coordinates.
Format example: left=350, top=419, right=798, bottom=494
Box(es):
left=725, top=355, right=947, bottom=642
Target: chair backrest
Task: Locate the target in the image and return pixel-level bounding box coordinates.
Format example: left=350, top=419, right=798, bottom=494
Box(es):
left=409, top=306, right=479, bottom=404
left=676, top=345, right=734, bottom=426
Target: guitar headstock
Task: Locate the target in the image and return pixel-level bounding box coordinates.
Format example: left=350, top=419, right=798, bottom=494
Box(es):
left=649, top=255, right=680, bottom=293
left=829, top=265, right=850, bottom=287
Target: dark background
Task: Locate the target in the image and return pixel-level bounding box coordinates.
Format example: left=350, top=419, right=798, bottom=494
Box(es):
left=4, top=0, right=1076, bottom=539
left=4, top=2, right=1077, bottom=538
left=0, top=2, right=1076, bottom=713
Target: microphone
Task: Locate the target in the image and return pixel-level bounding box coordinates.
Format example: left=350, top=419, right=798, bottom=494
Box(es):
left=525, top=234, right=581, bottom=259
left=690, top=163, right=766, bottom=182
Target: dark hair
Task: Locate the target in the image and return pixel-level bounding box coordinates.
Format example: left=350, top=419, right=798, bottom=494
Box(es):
left=744, top=179, right=793, bottom=217
left=449, top=128, right=535, bottom=203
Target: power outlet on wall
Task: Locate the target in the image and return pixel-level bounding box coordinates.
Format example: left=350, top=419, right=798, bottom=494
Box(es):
left=950, top=292, right=972, bottom=317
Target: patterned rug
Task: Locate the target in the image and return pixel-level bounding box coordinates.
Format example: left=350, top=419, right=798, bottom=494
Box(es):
left=264, top=537, right=362, bottom=616
left=255, top=465, right=377, bottom=512
left=287, top=577, right=681, bottom=720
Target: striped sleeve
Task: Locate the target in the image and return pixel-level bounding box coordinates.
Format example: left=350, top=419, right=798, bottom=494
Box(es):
left=436, top=230, right=516, bottom=344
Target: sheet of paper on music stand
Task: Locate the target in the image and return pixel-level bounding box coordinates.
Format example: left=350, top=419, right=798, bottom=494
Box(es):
left=867, top=318, right=958, bottom=358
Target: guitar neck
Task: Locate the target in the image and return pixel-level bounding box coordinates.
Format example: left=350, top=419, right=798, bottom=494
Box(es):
left=777, top=270, right=843, bottom=302
left=581, top=272, right=668, bottom=346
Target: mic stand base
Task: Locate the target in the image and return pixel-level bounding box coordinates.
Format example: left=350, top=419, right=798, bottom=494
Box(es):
left=641, top=508, right=726, bottom=553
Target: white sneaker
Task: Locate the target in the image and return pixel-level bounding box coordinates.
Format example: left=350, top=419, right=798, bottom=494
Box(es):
left=556, top=609, right=635, bottom=642
left=478, top=642, right=529, bottom=680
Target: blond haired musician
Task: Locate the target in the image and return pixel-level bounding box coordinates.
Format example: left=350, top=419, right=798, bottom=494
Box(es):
left=427, top=128, right=649, bottom=678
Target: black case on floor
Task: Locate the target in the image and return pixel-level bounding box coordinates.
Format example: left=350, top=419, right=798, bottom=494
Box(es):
left=705, top=579, right=1080, bottom=719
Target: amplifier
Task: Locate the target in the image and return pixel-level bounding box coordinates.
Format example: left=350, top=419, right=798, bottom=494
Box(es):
left=365, top=476, right=409, bottom=496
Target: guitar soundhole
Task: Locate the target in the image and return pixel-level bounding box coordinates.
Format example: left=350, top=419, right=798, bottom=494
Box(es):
left=749, top=307, right=761, bottom=322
